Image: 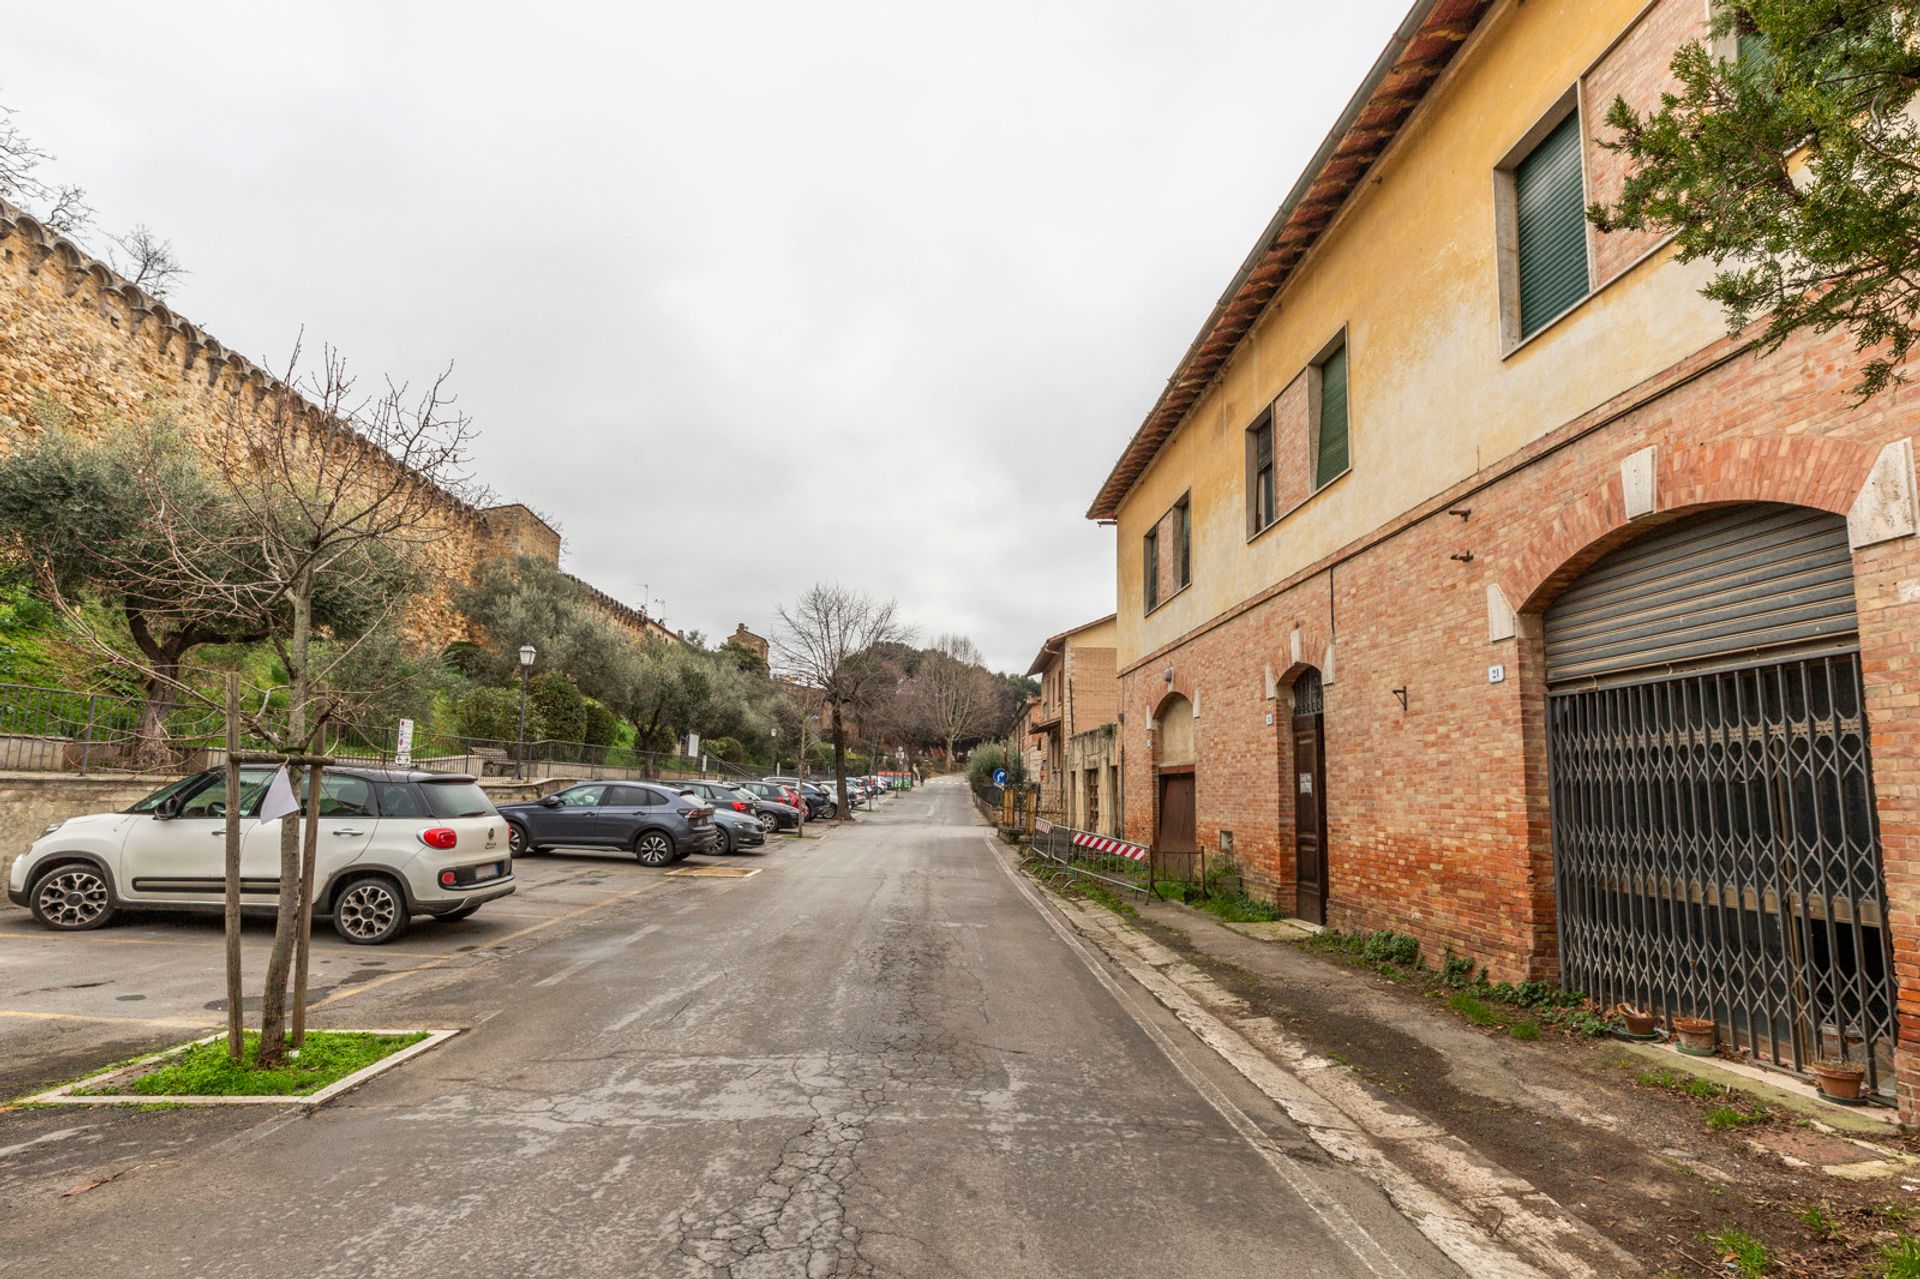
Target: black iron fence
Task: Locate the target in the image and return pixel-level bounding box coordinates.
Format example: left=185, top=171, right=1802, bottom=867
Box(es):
left=1028, top=816, right=1151, bottom=897
left=0, top=679, right=708, bottom=781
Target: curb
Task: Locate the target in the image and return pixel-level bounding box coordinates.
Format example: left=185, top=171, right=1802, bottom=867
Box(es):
left=992, top=834, right=1639, bottom=1279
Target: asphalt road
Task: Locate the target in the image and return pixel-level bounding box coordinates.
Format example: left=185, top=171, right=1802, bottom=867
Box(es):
left=0, top=779, right=1460, bottom=1278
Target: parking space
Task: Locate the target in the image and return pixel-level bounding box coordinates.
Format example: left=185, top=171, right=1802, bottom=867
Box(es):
left=0, top=837, right=799, bottom=1098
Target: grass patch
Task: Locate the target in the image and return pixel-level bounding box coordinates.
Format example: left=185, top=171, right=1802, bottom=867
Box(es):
left=1798, top=1204, right=1835, bottom=1238
left=79, top=1031, right=427, bottom=1098
left=1706, top=1103, right=1770, bottom=1131
left=1448, top=992, right=1503, bottom=1027
left=1509, top=1019, right=1542, bottom=1041
left=1885, top=1235, right=1920, bottom=1279
left=1708, top=1227, right=1773, bottom=1277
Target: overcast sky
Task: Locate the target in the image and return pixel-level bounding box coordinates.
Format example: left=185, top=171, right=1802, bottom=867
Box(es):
left=8, top=1, right=1406, bottom=673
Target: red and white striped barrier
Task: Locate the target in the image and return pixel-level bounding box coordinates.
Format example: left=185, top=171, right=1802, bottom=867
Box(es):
left=1070, top=829, right=1149, bottom=863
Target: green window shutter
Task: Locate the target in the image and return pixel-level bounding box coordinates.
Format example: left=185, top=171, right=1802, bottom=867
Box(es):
left=1514, top=111, right=1589, bottom=338
left=1314, top=343, right=1349, bottom=490
left=1144, top=531, right=1159, bottom=610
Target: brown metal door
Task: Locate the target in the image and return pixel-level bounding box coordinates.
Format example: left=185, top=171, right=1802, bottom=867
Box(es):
left=1156, top=771, right=1196, bottom=854
left=1293, top=710, right=1327, bottom=925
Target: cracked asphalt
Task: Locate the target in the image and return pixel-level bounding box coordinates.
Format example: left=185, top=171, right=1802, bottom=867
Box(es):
left=0, top=779, right=1461, bottom=1278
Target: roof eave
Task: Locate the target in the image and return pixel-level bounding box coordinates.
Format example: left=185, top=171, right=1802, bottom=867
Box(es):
left=1085, top=0, right=1493, bottom=521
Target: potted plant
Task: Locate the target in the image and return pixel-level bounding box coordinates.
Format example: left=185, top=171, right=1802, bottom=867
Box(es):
left=1615, top=1004, right=1657, bottom=1039
left=1809, top=1057, right=1868, bottom=1105
left=1672, top=1015, right=1717, bottom=1057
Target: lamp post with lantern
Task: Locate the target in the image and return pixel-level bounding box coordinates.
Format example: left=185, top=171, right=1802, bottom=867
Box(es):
left=516, top=644, right=537, bottom=780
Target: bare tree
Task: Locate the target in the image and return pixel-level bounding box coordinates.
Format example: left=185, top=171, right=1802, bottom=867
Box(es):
left=113, top=225, right=186, bottom=298
left=774, top=585, right=910, bottom=819
left=918, top=634, right=1000, bottom=771
left=26, top=336, right=483, bottom=1066
left=205, top=338, right=482, bottom=1063
left=0, top=101, right=91, bottom=234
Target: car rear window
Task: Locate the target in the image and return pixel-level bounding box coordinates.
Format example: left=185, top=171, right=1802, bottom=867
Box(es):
left=417, top=780, right=496, bottom=819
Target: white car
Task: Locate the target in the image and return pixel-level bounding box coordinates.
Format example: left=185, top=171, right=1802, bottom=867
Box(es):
left=7, top=765, right=515, bottom=945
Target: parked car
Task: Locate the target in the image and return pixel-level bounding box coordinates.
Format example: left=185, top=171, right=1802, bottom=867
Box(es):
left=7, top=765, right=514, bottom=945
left=721, top=780, right=803, bottom=831
left=496, top=781, right=717, bottom=866
left=709, top=805, right=767, bottom=855
left=767, top=777, right=836, bottom=820
left=673, top=779, right=767, bottom=828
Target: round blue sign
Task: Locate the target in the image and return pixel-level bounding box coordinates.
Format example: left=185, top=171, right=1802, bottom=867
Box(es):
left=991, top=768, right=1008, bottom=787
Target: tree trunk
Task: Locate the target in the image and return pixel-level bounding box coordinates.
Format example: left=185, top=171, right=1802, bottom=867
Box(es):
left=256, top=571, right=312, bottom=1067
left=831, top=703, right=850, bottom=821
left=222, top=674, right=244, bottom=1060
left=131, top=660, right=180, bottom=770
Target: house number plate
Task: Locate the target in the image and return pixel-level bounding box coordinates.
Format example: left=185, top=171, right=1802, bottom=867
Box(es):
left=1298, top=773, right=1313, bottom=794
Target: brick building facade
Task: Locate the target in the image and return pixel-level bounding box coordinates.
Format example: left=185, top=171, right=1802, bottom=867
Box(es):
left=1090, top=0, right=1920, bottom=1118
left=1025, top=615, right=1120, bottom=834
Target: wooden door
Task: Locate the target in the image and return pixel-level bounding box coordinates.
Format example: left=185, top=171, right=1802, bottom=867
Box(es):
left=1156, top=771, right=1196, bottom=854
left=1293, top=710, right=1327, bottom=925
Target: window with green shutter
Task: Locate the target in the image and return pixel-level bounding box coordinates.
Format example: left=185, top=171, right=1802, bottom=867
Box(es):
left=1143, top=528, right=1159, bottom=612
left=1513, top=111, right=1589, bottom=338
left=1313, top=341, right=1349, bottom=490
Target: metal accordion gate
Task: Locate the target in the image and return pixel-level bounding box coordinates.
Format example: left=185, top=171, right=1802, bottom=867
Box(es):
left=1543, top=504, right=1895, bottom=1098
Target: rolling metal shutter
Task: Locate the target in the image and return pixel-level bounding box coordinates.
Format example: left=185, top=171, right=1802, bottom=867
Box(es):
left=1515, top=111, right=1590, bottom=338
left=1543, top=504, right=1857, bottom=687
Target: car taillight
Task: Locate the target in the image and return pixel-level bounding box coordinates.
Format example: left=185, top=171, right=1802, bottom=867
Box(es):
left=732, top=800, right=750, bottom=811
left=419, top=827, right=458, bottom=850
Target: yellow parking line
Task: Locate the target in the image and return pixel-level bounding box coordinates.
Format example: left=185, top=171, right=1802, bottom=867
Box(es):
left=0, top=1009, right=210, bottom=1029
left=0, top=931, right=222, bottom=948
left=310, top=877, right=674, bottom=1010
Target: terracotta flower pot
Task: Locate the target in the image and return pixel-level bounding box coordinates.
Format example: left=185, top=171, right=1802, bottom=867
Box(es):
left=1616, top=1005, right=1657, bottom=1037
left=1672, top=1015, right=1716, bottom=1057
left=1810, top=1060, right=1867, bottom=1104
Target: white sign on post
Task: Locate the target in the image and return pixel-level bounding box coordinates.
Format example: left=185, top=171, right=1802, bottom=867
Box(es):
left=687, top=733, right=701, bottom=759
left=395, top=718, right=415, bottom=767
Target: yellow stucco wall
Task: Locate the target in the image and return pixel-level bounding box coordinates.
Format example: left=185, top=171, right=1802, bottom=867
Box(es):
left=1113, top=0, right=1729, bottom=669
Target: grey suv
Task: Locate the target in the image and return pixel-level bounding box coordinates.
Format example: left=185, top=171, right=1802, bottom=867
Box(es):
left=496, top=782, right=718, bottom=867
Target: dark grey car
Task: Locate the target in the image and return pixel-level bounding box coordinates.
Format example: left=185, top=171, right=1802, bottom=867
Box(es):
left=496, top=782, right=718, bottom=867
left=677, top=778, right=795, bottom=833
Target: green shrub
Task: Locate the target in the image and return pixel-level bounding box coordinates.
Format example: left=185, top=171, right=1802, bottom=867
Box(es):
left=529, top=671, right=586, bottom=742
left=456, top=685, right=539, bottom=742
left=581, top=698, right=617, bottom=747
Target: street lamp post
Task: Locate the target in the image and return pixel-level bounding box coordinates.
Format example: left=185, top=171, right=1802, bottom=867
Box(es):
left=516, top=644, right=536, bottom=781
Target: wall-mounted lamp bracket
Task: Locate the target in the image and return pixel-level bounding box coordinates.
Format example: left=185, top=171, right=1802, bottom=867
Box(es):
left=1391, top=686, right=1409, bottom=711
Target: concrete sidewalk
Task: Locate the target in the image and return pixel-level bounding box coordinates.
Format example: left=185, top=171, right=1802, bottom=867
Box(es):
left=1013, top=854, right=1920, bottom=1279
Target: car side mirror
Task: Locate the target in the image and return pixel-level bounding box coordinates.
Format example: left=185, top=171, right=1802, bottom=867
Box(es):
left=539, top=794, right=561, bottom=808
left=153, top=796, right=181, bottom=820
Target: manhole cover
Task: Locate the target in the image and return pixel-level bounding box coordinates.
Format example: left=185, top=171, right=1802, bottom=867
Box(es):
left=666, top=866, right=762, bottom=879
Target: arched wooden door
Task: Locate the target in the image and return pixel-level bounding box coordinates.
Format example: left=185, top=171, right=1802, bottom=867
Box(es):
left=1154, top=694, right=1196, bottom=854
left=1292, top=669, right=1328, bottom=925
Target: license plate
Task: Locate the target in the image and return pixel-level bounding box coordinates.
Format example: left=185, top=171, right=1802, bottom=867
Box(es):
left=476, top=862, right=500, bottom=880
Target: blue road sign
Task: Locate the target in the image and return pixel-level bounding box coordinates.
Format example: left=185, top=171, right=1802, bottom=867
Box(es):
left=992, top=768, right=1008, bottom=787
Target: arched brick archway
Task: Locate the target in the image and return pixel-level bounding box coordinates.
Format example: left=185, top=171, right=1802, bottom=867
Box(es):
left=1151, top=693, right=1197, bottom=862
left=1503, top=436, right=1882, bottom=615
left=1507, top=475, right=1902, bottom=1103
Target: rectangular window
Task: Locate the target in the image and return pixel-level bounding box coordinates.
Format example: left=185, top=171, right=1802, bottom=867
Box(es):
left=1313, top=340, right=1349, bottom=490
left=1513, top=110, right=1590, bottom=338
left=1248, top=413, right=1275, bottom=536
left=1143, top=528, right=1159, bottom=612
left=1173, top=496, right=1191, bottom=589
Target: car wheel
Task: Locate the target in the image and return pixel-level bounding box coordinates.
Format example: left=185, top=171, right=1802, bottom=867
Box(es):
left=822, top=804, right=838, bottom=820
left=31, top=863, right=116, bottom=931
left=634, top=831, right=675, bottom=868
left=436, top=901, right=483, bottom=922
left=332, top=875, right=408, bottom=945
left=715, top=825, right=734, bottom=855
left=506, top=821, right=537, bottom=856
left=760, top=814, right=778, bottom=835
